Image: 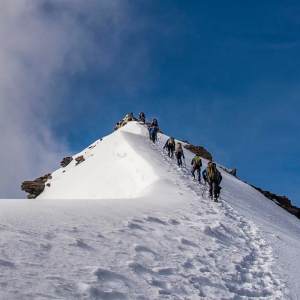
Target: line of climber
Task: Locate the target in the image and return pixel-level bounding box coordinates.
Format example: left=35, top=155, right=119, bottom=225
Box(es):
left=140, top=113, right=223, bottom=202
left=116, top=112, right=222, bottom=201
left=163, top=135, right=222, bottom=201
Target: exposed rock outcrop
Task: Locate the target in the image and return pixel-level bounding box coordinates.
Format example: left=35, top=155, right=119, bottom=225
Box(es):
left=21, top=173, right=52, bottom=199
left=75, top=155, right=85, bottom=165
left=183, top=144, right=212, bottom=160
left=60, top=156, right=73, bottom=167
left=114, top=113, right=138, bottom=131
left=250, top=184, right=300, bottom=219
left=220, top=166, right=237, bottom=177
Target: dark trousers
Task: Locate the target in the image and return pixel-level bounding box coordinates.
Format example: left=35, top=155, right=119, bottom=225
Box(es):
left=208, top=179, right=218, bottom=198
left=150, top=133, right=157, bottom=143
left=167, top=145, right=174, bottom=158
left=176, top=152, right=183, bottom=166
left=191, top=166, right=201, bottom=181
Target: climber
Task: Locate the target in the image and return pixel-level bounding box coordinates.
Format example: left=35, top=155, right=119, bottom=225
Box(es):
left=163, top=137, right=175, bottom=158
left=149, top=125, right=159, bottom=143
left=174, top=142, right=185, bottom=167
left=148, top=118, right=158, bottom=130
left=202, top=161, right=221, bottom=201
left=139, top=112, right=146, bottom=124
left=191, top=155, right=202, bottom=183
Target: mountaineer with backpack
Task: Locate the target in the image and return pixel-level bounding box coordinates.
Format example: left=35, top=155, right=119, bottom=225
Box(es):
left=174, top=142, right=185, bottom=167
left=191, top=155, right=202, bottom=183
left=149, top=125, right=159, bottom=143
left=139, top=112, right=146, bottom=124
left=147, top=118, right=158, bottom=132
left=163, top=137, right=175, bottom=158
left=202, top=161, right=221, bottom=202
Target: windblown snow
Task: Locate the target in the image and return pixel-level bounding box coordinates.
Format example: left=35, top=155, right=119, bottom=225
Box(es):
left=1, top=121, right=300, bottom=299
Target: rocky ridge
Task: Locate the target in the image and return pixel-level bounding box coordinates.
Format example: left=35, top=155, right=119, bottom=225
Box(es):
left=221, top=166, right=300, bottom=219
left=183, top=143, right=212, bottom=160
left=250, top=184, right=300, bottom=219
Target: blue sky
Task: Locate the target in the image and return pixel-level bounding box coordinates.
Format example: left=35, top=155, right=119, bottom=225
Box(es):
left=0, top=1, right=299, bottom=206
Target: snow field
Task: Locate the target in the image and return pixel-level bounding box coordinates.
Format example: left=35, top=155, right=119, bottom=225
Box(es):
left=0, top=121, right=298, bottom=299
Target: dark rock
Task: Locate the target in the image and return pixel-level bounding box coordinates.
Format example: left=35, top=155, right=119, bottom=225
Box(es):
left=220, top=166, right=237, bottom=177
left=21, top=173, right=52, bottom=199
left=75, top=155, right=85, bottom=165
left=60, top=157, right=73, bottom=167
left=114, top=114, right=138, bottom=131
left=183, top=144, right=212, bottom=160
left=250, top=184, right=300, bottom=219
left=21, top=181, right=45, bottom=195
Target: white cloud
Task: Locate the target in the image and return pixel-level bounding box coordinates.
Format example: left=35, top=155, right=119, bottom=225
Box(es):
left=0, top=0, right=130, bottom=197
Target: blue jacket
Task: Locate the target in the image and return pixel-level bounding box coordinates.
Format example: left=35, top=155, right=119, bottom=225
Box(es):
left=149, top=126, right=158, bottom=135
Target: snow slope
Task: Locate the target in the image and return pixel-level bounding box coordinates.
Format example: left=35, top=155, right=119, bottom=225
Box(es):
left=1, top=121, right=300, bottom=299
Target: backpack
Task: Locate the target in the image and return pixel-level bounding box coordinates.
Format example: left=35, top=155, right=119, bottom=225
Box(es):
left=207, top=163, right=218, bottom=181
left=175, top=142, right=182, bottom=153
left=193, top=156, right=202, bottom=167
left=168, top=137, right=174, bottom=146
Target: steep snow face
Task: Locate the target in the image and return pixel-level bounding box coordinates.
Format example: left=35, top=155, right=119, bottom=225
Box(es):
left=38, top=122, right=160, bottom=199
left=1, top=121, right=300, bottom=299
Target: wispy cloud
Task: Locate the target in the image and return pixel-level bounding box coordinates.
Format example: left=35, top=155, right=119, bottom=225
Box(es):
left=0, top=0, right=132, bottom=198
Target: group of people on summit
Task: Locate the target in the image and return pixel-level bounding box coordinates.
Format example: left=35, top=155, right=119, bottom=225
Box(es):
left=126, top=112, right=222, bottom=201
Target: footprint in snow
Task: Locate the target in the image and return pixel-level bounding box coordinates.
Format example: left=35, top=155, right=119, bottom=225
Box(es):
left=0, top=259, right=15, bottom=268
left=153, top=267, right=176, bottom=276
left=134, top=244, right=158, bottom=259
left=147, top=277, right=171, bottom=292
left=144, top=216, right=167, bottom=225
left=127, top=261, right=155, bottom=276
left=89, top=286, right=128, bottom=300
left=69, top=239, right=94, bottom=251
left=180, top=237, right=198, bottom=247
left=126, top=222, right=145, bottom=231
left=168, top=219, right=181, bottom=225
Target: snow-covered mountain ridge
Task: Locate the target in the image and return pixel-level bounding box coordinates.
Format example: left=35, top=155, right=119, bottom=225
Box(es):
left=6, top=121, right=299, bottom=299
left=21, top=119, right=300, bottom=220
